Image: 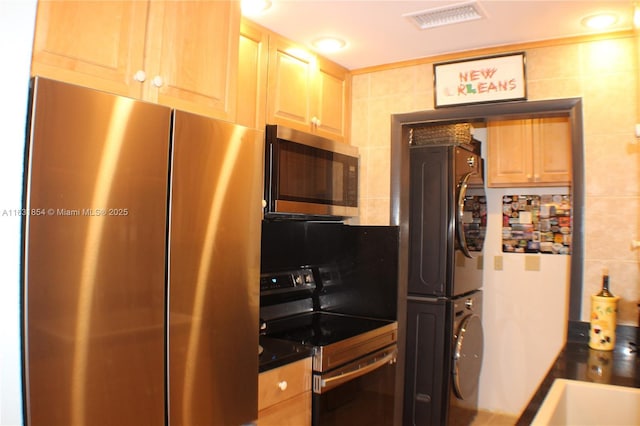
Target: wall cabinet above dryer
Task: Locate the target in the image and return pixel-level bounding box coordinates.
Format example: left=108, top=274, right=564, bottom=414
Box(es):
left=31, top=0, right=240, bottom=121
left=487, top=116, right=572, bottom=187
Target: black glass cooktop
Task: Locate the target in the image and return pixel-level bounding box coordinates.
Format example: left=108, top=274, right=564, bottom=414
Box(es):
left=259, top=335, right=312, bottom=372
left=265, top=311, right=394, bottom=347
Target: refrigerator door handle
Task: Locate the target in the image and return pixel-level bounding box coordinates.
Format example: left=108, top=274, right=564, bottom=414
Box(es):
left=456, top=171, right=475, bottom=258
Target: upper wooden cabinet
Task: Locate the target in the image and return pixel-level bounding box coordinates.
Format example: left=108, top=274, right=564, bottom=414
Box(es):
left=31, top=0, right=240, bottom=121
left=266, top=33, right=351, bottom=143
left=487, top=116, right=572, bottom=187
left=237, top=19, right=269, bottom=129
left=314, top=56, right=351, bottom=142
left=31, top=1, right=147, bottom=98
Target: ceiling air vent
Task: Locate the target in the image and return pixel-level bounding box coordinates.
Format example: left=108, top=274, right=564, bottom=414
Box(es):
left=404, top=1, right=486, bottom=30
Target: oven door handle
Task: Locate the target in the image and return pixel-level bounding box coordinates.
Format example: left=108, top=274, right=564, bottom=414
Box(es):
left=316, top=349, right=397, bottom=393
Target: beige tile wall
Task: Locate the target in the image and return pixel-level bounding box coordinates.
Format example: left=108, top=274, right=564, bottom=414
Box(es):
left=351, top=34, right=640, bottom=325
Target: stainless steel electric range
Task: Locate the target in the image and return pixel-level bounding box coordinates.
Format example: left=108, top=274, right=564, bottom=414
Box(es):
left=260, top=266, right=398, bottom=426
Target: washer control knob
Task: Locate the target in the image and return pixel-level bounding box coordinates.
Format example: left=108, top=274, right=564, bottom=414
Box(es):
left=465, top=298, right=474, bottom=310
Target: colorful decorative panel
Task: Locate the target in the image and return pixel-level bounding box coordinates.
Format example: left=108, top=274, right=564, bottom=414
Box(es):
left=502, top=194, right=572, bottom=254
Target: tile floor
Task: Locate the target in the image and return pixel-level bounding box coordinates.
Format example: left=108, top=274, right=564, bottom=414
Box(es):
left=470, top=410, right=519, bottom=426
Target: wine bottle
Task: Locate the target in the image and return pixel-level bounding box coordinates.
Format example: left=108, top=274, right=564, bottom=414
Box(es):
left=597, top=267, right=614, bottom=297
left=589, top=267, right=619, bottom=350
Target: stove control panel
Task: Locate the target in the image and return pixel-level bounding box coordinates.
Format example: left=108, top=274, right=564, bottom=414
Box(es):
left=260, top=268, right=315, bottom=292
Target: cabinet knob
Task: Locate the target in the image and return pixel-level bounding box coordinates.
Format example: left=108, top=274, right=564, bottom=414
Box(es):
left=133, top=70, right=146, bottom=82
left=152, top=76, right=164, bottom=88
left=277, top=380, right=288, bottom=391
left=311, top=116, right=321, bottom=127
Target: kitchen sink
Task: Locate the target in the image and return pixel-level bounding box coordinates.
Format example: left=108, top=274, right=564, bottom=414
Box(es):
left=531, top=378, right=640, bottom=425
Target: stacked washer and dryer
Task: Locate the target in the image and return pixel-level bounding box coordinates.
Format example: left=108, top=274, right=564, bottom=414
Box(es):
left=403, top=126, right=487, bottom=426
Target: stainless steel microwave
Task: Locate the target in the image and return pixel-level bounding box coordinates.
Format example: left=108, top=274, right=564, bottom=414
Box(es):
left=264, top=125, right=359, bottom=220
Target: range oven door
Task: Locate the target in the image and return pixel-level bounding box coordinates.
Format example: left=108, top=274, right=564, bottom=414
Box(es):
left=312, top=345, right=397, bottom=426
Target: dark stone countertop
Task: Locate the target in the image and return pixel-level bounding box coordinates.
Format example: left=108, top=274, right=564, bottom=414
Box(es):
left=259, top=335, right=313, bottom=373
left=517, top=321, right=640, bottom=425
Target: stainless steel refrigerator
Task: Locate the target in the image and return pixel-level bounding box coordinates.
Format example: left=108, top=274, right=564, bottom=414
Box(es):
left=22, top=77, right=262, bottom=425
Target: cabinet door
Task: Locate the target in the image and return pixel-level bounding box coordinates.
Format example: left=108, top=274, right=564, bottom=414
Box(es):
left=145, top=0, right=240, bottom=120
left=487, top=119, right=534, bottom=187
left=258, top=358, right=311, bottom=426
left=314, top=57, right=351, bottom=143
left=237, top=19, right=269, bottom=129
left=533, top=117, right=572, bottom=185
left=257, top=392, right=311, bottom=426
left=31, top=0, right=148, bottom=99
left=266, top=35, right=315, bottom=131
left=258, top=358, right=311, bottom=411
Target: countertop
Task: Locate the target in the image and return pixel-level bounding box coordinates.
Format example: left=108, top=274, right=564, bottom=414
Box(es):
left=259, top=335, right=313, bottom=373
left=517, top=321, right=640, bottom=425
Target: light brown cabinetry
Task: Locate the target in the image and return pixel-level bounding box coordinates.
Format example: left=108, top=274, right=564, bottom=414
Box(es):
left=487, top=117, right=572, bottom=187
left=31, top=0, right=239, bottom=121
left=237, top=19, right=269, bottom=129
left=251, top=30, right=350, bottom=143
left=238, top=19, right=351, bottom=140
left=314, top=56, right=352, bottom=142
left=258, top=358, right=312, bottom=426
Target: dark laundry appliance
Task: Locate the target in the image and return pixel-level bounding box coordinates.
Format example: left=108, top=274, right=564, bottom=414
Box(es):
left=403, top=133, right=487, bottom=426
left=259, top=221, right=400, bottom=426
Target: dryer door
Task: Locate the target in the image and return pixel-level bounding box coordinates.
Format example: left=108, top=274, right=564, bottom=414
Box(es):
left=452, top=314, right=484, bottom=400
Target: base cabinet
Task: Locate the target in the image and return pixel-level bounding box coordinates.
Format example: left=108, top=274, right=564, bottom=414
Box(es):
left=487, top=116, right=572, bottom=187
left=258, top=358, right=312, bottom=426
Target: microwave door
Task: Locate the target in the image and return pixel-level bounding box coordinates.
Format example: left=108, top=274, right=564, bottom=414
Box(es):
left=265, top=127, right=359, bottom=219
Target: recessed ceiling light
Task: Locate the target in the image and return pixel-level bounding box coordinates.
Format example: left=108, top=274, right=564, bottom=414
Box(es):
left=312, top=37, right=347, bottom=53
left=582, top=13, right=618, bottom=30
left=241, top=0, right=272, bottom=16
left=404, top=0, right=486, bottom=30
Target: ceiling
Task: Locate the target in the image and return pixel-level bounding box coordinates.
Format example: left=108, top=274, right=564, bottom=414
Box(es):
left=246, top=0, right=636, bottom=70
